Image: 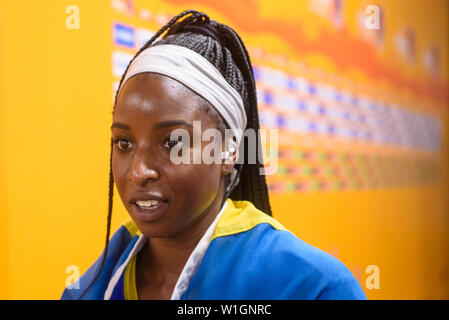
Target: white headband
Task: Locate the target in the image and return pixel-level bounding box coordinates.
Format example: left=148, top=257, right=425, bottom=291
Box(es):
left=118, top=44, right=247, bottom=142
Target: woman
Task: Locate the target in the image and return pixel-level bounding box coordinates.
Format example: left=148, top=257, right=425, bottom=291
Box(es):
left=61, top=10, right=366, bottom=300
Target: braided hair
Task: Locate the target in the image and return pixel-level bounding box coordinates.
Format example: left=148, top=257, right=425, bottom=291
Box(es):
left=78, top=9, right=271, bottom=299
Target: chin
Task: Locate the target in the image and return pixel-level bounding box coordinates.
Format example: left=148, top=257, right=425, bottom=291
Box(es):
left=133, top=219, right=180, bottom=239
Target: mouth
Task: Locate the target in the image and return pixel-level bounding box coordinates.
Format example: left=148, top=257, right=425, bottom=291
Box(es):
left=130, top=198, right=169, bottom=222
left=135, top=199, right=165, bottom=209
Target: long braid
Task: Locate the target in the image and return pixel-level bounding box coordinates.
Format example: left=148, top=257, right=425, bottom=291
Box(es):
left=212, top=23, right=272, bottom=215
left=78, top=138, right=114, bottom=299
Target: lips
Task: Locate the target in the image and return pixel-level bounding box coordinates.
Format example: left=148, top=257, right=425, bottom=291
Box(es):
left=129, top=192, right=166, bottom=203
left=129, top=193, right=169, bottom=222
left=135, top=199, right=163, bottom=209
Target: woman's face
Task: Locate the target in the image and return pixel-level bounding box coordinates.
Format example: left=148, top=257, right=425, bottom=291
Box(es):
left=111, top=73, right=230, bottom=238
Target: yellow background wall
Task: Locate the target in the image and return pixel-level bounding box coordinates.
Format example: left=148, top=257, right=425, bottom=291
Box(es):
left=0, top=0, right=448, bottom=299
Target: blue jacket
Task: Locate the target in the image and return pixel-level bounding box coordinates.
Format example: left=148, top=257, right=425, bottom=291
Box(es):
left=60, top=199, right=367, bottom=300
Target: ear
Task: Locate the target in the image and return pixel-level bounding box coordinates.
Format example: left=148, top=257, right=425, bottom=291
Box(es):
left=221, top=139, right=238, bottom=176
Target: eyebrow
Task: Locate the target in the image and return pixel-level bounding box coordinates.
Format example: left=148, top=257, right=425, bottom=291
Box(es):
left=110, top=120, right=193, bottom=131
left=110, top=122, right=130, bottom=130
left=154, top=120, right=193, bottom=130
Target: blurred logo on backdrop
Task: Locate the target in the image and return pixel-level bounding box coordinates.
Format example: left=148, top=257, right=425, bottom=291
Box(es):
left=113, top=23, right=135, bottom=48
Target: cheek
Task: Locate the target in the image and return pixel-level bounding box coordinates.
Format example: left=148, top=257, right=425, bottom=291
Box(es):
left=166, top=163, right=222, bottom=206
left=111, top=152, right=129, bottom=195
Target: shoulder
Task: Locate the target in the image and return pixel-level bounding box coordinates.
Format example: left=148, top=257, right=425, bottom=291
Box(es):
left=207, top=199, right=366, bottom=299
left=251, top=225, right=366, bottom=299
left=60, top=220, right=140, bottom=300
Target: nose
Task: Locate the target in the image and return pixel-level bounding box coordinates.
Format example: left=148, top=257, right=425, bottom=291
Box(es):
left=127, top=149, right=160, bottom=186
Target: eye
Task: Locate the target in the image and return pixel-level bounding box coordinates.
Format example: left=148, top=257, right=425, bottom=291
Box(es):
left=162, top=136, right=183, bottom=149
left=113, top=137, right=133, bottom=152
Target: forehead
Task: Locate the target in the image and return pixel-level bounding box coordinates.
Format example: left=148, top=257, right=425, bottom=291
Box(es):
left=114, top=72, right=211, bottom=124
